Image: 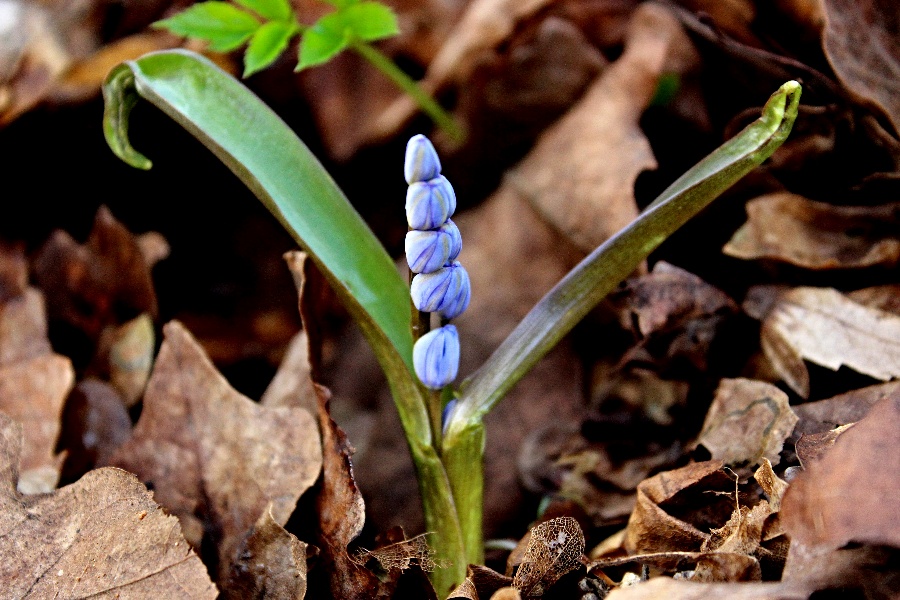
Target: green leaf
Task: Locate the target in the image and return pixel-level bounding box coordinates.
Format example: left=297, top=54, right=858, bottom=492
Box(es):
left=296, top=12, right=351, bottom=69
left=154, top=2, right=260, bottom=52
left=102, top=49, right=428, bottom=441
left=296, top=2, right=398, bottom=70
left=445, top=81, right=803, bottom=435
left=244, top=20, right=298, bottom=76
left=340, top=2, right=399, bottom=41
left=234, top=0, right=292, bottom=21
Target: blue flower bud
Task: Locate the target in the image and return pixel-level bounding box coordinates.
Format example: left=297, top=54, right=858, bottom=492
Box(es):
left=405, top=220, right=462, bottom=274
left=410, top=261, right=471, bottom=320
left=413, top=325, right=460, bottom=389
left=404, top=134, right=442, bottom=184
left=406, top=176, right=457, bottom=230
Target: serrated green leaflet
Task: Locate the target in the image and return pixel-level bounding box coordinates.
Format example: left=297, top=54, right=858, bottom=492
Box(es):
left=154, top=2, right=260, bottom=52
left=244, top=20, right=299, bottom=76
left=234, top=0, right=292, bottom=21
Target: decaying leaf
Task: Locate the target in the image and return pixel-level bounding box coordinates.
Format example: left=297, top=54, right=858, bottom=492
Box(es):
left=59, top=379, right=132, bottom=481
left=106, top=313, right=155, bottom=407
left=724, top=193, right=900, bottom=269
left=794, top=423, right=854, bottom=467
left=508, top=3, right=688, bottom=253
left=312, top=383, right=399, bottom=599
left=353, top=532, right=439, bottom=574
left=781, top=392, right=900, bottom=550
left=0, top=243, right=27, bottom=302
left=110, top=321, right=322, bottom=581
left=761, top=286, right=900, bottom=397
left=0, top=412, right=217, bottom=598
left=224, top=504, right=308, bottom=600
left=34, top=206, right=159, bottom=341
left=0, top=288, right=52, bottom=366
left=822, top=0, right=900, bottom=135
left=697, top=378, right=798, bottom=466
left=260, top=329, right=318, bottom=415
left=513, top=517, right=586, bottom=597
left=448, top=564, right=514, bottom=600
left=753, top=459, right=788, bottom=512
left=789, top=380, right=897, bottom=442
left=624, top=461, right=728, bottom=555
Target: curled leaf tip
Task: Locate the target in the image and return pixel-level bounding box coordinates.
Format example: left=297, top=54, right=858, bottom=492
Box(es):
left=102, top=63, right=153, bottom=170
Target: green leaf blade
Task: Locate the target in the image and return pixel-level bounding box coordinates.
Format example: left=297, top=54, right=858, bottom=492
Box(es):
left=341, top=2, right=399, bottom=41
left=234, top=0, right=292, bottom=21
left=444, top=80, right=803, bottom=439
left=296, top=12, right=351, bottom=69
left=102, top=49, right=428, bottom=441
left=154, top=2, right=260, bottom=52
left=244, top=20, right=298, bottom=76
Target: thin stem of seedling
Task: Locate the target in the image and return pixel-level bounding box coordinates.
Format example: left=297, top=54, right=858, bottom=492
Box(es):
left=352, top=41, right=464, bottom=142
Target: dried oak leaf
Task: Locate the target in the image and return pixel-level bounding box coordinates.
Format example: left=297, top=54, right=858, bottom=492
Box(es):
left=789, top=380, right=897, bottom=442
left=696, top=378, right=798, bottom=467
left=224, top=504, right=308, bottom=600
left=0, top=412, right=217, bottom=598
left=794, top=423, right=854, bottom=468
left=260, top=330, right=318, bottom=415
left=34, top=206, right=159, bottom=341
left=508, top=3, right=689, bottom=254
left=822, top=0, right=900, bottom=136
left=761, top=286, right=900, bottom=397
left=110, top=321, right=322, bottom=582
left=724, top=193, right=900, bottom=269
left=781, top=391, right=900, bottom=550
left=0, top=242, right=27, bottom=302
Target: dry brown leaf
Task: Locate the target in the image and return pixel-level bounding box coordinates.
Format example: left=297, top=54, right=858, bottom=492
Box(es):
left=794, top=423, right=854, bottom=467
left=224, top=504, right=308, bottom=600
left=490, top=588, right=523, bottom=600
left=60, top=379, right=132, bottom=481
left=106, top=313, right=155, bottom=407
left=260, top=330, right=318, bottom=415
left=848, top=283, right=900, bottom=314
left=789, top=380, right=896, bottom=442
left=753, top=459, right=788, bottom=512
left=312, top=383, right=398, bottom=599
left=513, top=517, right=585, bottom=597
left=0, top=287, right=52, bottom=367
left=761, top=286, right=900, bottom=397
left=604, top=577, right=808, bottom=599
left=0, top=354, right=74, bottom=493
left=697, top=378, right=798, bottom=467
left=822, top=0, right=900, bottom=136
left=624, top=461, right=725, bottom=555
left=110, top=321, right=322, bottom=581
left=34, top=206, right=159, bottom=341
left=0, top=243, right=27, bottom=302
left=724, top=193, right=900, bottom=269
left=448, top=564, right=514, bottom=600
left=781, top=392, right=900, bottom=550
left=508, top=3, right=689, bottom=253
left=0, top=412, right=217, bottom=598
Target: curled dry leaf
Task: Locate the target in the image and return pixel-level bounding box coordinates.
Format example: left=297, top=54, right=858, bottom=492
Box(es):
left=0, top=287, right=52, bottom=367
left=822, top=0, right=900, bottom=135
left=697, top=378, right=798, bottom=467
left=788, top=380, right=895, bottom=444
left=224, top=504, right=308, bottom=600
left=34, top=206, right=159, bottom=340
left=0, top=413, right=217, bottom=598
left=781, top=392, right=900, bottom=550
left=260, top=330, right=319, bottom=415
left=448, top=564, right=514, bottom=600
left=312, top=383, right=399, bottom=599
left=724, top=193, right=900, bottom=269
left=110, top=321, right=323, bottom=582
left=508, top=3, right=688, bottom=253
left=513, top=516, right=586, bottom=597
left=624, top=461, right=726, bottom=556
left=107, top=313, right=155, bottom=407
left=794, top=423, right=854, bottom=467
left=761, top=287, right=900, bottom=397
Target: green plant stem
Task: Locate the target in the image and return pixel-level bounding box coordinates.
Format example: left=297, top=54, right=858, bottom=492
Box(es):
left=352, top=40, right=464, bottom=141
left=430, top=388, right=444, bottom=453
left=442, top=421, right=485, bottom=565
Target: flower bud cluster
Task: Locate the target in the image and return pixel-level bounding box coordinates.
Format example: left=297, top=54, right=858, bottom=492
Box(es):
left=405, top=135, right=471, bottom=390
